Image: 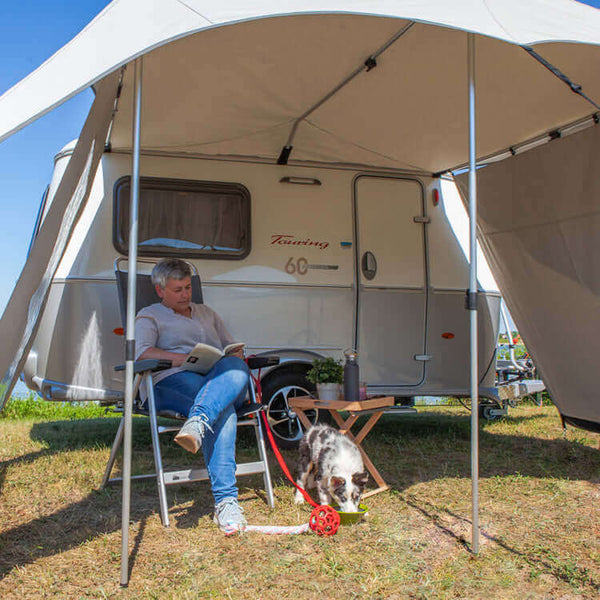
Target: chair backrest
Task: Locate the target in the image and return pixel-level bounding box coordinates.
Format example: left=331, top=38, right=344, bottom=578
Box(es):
left=114, top=257, right=203, bottom=330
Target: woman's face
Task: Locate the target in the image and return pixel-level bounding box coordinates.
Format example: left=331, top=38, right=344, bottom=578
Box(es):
left=156, top=276, right=192, bottom=315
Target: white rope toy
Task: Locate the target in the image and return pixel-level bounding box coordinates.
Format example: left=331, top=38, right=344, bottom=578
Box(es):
left=224, top=504, right=340, bottom=537
left=225, top=523, right=310, bottom=536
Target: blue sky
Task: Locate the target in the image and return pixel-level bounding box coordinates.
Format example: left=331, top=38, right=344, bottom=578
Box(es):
left=1, top=0, right=600, bottom=315
left=0, top=1, right=112, bottom=313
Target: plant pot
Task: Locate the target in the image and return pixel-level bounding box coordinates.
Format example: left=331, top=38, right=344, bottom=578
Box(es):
left=316, top=382, right=341, bottom=401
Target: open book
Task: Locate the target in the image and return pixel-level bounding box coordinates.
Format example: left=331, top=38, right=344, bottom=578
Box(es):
left=182, top=342, right=245, bottom=375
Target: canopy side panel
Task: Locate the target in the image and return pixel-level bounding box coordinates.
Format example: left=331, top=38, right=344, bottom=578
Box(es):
left=457, top=126, right=600, bottom=429
left=0, top=73, right=120, bottom=410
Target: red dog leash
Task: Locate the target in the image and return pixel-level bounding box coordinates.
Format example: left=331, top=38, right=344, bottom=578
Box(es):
left=249, top=367, right=339, bottom=535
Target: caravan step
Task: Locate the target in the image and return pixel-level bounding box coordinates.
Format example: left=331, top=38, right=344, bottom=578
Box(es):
left=383, top=406, right=418, bottom=415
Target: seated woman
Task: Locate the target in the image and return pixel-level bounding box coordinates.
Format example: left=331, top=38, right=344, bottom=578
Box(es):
left=135, top=257, right=249, bottom=532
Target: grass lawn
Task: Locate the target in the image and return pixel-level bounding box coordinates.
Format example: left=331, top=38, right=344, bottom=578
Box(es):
left=0, top=398, right=598, bottom=599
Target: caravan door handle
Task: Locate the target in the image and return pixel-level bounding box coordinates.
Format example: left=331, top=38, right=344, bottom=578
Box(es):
left=361, top=251, right=377, bottom=280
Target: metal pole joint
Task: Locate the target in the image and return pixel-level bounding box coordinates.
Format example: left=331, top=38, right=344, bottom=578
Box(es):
left=465, top=290, right=478, bottom=311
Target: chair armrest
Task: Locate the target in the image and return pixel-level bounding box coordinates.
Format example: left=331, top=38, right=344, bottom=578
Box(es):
left=114, top=359, right=173, bottom=374
left=247, top=356, right=280, bottom=370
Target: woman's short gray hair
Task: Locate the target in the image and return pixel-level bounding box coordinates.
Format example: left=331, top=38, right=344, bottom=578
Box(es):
left=151, top=258, right=192, bottom=289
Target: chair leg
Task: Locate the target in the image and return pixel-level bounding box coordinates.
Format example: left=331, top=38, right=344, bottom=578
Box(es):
left=146, top=374, right=171, bottom=527
left=108, top=372, right=275, bottom=520
left=101, top=415, right=125, bottom=488
left=249, top=382, right=275, bottom=508
left=255, top=419, right=275, bottom=508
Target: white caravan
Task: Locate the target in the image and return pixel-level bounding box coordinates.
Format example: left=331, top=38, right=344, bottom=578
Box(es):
left=22, top=142, right=501, bottom=443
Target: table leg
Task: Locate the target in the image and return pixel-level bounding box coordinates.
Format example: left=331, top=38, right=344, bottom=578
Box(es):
left=329, top=410, right=389, bottom=497
left=329, top=410, right=359, bottom=434
left=354, top=412, right=384, bottom=445
left=290, top=405, right=390, bottom=498
left=294, top=408, right=314, bottom=431
left=355, top=445, right=389, bottom=496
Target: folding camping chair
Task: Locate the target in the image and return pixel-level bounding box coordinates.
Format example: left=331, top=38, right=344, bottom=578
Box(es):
left=102, top=258, right=275, bottom=526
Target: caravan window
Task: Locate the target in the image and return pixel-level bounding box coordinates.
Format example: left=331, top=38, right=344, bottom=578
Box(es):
left=113, top=176, right=251, bottom=259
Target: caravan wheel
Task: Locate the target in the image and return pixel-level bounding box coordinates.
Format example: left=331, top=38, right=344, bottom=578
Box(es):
left=458, top=398, right=505, bottom=421
left=260, top=367, right=317, bottom=449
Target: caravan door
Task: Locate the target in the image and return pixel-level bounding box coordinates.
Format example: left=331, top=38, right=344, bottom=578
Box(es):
left=354, top=176, right=428, bottom=388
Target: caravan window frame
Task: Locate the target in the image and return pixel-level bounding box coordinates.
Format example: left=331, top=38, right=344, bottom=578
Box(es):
left=112, top=176, right=251, bottom=260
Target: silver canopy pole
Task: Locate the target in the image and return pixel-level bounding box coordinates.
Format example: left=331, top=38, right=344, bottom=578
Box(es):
left=467, top=33, right=480, bottom=555
left=120, top=57, right=143, bottom=587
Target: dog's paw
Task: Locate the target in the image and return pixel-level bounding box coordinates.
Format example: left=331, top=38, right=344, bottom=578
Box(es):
left=294, top=491, right=305, bottom=505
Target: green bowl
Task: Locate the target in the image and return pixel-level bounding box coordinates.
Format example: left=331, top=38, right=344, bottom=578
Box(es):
left=334, top=503, right=369, bottom=525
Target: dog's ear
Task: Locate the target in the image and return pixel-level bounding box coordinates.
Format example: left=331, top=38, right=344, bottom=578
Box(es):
left=352, top=471, right=369, bottom=489
left=330, top=476, right=346, bottom=492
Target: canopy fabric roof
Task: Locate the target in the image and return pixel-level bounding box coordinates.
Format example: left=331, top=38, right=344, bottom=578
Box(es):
left=3, top=0, right=600, bottom=172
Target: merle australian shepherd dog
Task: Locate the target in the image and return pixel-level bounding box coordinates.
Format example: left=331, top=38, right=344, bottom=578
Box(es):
left=295, top=424, right=369, bottom=512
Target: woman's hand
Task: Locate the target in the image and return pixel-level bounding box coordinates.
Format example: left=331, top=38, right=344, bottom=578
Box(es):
left=138, top=347, right=187, bottom=367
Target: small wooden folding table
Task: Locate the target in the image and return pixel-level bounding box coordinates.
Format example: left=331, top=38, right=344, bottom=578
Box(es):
left=288, top=395, right=394, bottom=498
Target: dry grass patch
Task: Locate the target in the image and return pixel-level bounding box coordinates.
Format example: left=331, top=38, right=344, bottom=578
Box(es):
left=0, top=403, right=598, bottom=598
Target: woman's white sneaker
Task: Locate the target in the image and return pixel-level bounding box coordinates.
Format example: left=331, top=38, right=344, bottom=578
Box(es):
left=174, top=414, right=212, bottom=454
left=213, top=497, right=246, bottom=534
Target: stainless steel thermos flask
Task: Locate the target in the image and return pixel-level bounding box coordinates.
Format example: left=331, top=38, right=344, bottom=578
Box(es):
left=343, top=349, right=359, bottom=402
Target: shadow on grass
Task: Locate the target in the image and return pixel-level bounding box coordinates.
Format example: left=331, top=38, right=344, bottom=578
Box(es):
left=0, top=482, right=153, bottom=579
left=364, top=410, right=600, bottom=485
left=404, top=496, right=599, bottom=592
left=0, top=416, right=259, bottom=580
left=0, top=409, right=596, bottom=582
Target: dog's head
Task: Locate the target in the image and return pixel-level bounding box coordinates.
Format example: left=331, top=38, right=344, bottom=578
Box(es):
left=329, top=472, right=369, bottom=512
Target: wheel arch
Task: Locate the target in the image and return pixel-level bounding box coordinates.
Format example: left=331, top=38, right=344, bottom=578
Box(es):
left=257, top=352, right=324, bottom=449
left=255, top=350, right=325, bottom=386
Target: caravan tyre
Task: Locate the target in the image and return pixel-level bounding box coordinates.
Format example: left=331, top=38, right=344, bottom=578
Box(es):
left=479, top=402, right=502, bottom=421
left=259, top=367, right=318, bottom=449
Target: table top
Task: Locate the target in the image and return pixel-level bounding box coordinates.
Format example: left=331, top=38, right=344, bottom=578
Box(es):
left=289, top=396, right=394, bottom=412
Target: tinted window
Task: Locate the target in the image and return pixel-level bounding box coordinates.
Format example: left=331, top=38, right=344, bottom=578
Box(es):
left=113, top=177, right=251, bottom=259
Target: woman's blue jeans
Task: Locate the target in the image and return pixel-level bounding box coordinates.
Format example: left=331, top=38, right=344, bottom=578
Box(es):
left=153, top=356, right=249, bottom=504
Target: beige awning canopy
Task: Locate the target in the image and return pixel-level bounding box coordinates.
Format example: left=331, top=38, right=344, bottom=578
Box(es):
left=2, top=1, right=600, bottom=172
left=105, top=15, right=600, bottom=173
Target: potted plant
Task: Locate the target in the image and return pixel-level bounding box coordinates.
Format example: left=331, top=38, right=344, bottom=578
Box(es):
left=306, top=357, right=344, bottom=401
